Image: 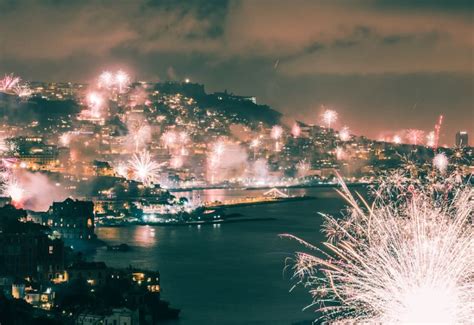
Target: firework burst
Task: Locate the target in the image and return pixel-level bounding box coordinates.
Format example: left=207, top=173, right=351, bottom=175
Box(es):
left=292, top=123, right=301, bottom=138
left=338, top=127, right=350, bottom=141
left=128, top=150, right=162, bottom=186
left=271, top=125, right=283, bottom=140
left=161, top=130, right=177, bottom=148
left=0, top=74, right=21, bottom=92
left=392, top=135, right=402, bottom=144
left=283, top=173, right=473, bottom=323
left=322, top=108, right=338, bottom=129
left=426, top=131, right=436, bottom=148
left=128, top=120, right=151, bottom=152
left=98, top=71, right=114, bottom=89
left=1, top=175, right=26, bottom=208
left=433, top=152, right=449, bottom=173
left=406, top=129, right=425, bottom=146
left=115, top=70, right=130, bottom=93
left=296, top=160, right=311, bottom=178
left=13, top=83, right=33, bottom=100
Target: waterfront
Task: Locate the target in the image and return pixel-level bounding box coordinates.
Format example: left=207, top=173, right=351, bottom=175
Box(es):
left=92, top=187, right=350, bottom=324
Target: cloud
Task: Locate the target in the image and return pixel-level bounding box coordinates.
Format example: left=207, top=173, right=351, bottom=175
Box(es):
left=0, top=0, right=471, bottom=74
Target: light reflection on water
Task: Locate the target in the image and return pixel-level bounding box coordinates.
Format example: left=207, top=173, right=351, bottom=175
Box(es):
left=171, top=188, right=310, bottom=205
left=92, top=187, right=350, bottom=325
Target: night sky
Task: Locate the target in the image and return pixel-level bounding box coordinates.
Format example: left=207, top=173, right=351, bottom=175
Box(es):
left=0, top=0, right=472, bottom=144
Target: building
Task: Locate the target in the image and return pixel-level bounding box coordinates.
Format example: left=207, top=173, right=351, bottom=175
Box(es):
left=214, top=90, right=257, bottom=104
left=0, top=205, right=65, bottom=283
left=66, top=261, right=108, bottom=287
left=76, top=307, right=139, bottom=325
left=455, top=131, right=469, bottom=147
left=46, top=198, right=95, bottom=240
left=10, top=136, right=59, bottom=168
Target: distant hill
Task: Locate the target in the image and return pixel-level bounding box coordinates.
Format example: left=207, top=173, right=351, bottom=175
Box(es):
left=0, top=93, right=80, bottom=125
left=155, top=82, right=282, bottom=125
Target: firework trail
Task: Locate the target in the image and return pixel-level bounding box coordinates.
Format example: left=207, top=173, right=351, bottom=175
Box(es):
left=128, top=150, right=162, bottom=186
left=282, top=172, right=473, bottom=323
left=322, top=108, right=338, bottom=129
left=426, top=131, right=436, bottom=148
left=271, top=125, right=283, bottom=151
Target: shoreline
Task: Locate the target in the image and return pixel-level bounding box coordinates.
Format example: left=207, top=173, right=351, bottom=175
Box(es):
left=96, top=196, right=314, bottom=228
left=168, top=182, right=369, bottom=192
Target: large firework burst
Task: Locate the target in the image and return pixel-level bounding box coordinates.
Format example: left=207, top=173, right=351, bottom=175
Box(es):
left=322, top=109, right=338, bottom=129
left=283, top=171, right=473, bottom=323
left=128, top=150, right=162, bottom=186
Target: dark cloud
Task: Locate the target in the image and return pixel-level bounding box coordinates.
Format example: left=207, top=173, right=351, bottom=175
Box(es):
left=0, top=0, right=472, bottom=144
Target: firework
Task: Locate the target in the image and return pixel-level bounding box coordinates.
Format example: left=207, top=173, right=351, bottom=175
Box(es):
left=98, top=71, right=114, bottom=89
left=212, top=141, right=225, bottom=160
left=271, top=125, right=283, bottom=140
left=178, top=131, right=189, bottom=144
left=13, top=83, right=33, bottom=99
left=296, top=160, right=310, bottom=177
left=250, top=138, right=260, bottom=149
left=115, top=70, right=130, bottom=93
left=1, top=176, right=25, bottom=208
left=426, top=131, right=436, bottom=148
left=170, top=156, right=184, bottom=169
left=128, top=150, right=161, bottom=186
left=434, top=115, right=444, bottom=149
left=0, top=74, right=21, bottom=92
left=283, top=174, right=473, bottom=323
left=322, top=108, right=338, bottom=129
left=207, top=141, right=227, bottom=183
left=128, top=120, right=151, bottom=152
left=392, top=135, right=402, bottom=144
left=335, top=147, right=345, bottom=160
left=338, top=127, right=350, bottom=141
left=59, top=133, right=72, bottom=147
left=114, top=162, right=129, bottom=178
left=86, top=92, right=104, bottom=118
left=161, top=131, right=177, bottom=148
left=433, top=152, right=449, bottom=173
left=406, top=129, right=424, bottom=146
left=271, top=125, right=283, bottom=151
left=291, top=123, right=301, bottom=138
left=0, top=138, right=8, bottom=154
